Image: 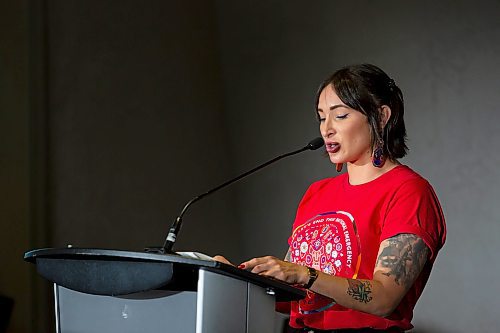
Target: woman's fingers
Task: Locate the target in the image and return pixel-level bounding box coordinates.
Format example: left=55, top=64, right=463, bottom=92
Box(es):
left=213, top=255, right=234, bottom=266
left=240, top=256, right=304, bottom=284
left=212, top=254, right=306, bottom=285
left=240, top=256, right=275, bottom=271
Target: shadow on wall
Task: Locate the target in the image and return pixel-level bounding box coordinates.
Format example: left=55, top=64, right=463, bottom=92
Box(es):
left=0, top=295, right=14, bottom=333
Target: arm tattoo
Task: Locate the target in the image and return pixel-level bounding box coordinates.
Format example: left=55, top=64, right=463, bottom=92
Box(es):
left=376, top=233, right=430, bottom=288
left=347, top=279, right=373, bottom=303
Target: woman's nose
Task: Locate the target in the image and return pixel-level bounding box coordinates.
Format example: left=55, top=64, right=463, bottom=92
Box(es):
left=321, top=118, right=335, bottom=138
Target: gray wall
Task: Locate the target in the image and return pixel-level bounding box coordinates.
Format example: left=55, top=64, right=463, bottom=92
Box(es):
left=46, top=0, right=241, bottom=256
left=1, top=0, right=499, bottom=332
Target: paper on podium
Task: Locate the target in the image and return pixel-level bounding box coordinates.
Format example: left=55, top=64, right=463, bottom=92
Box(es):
left=176, top=251, right=215, bottom=261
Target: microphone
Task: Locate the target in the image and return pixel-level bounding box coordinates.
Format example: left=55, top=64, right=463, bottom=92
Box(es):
left=158, top=137, right=324, bottom=254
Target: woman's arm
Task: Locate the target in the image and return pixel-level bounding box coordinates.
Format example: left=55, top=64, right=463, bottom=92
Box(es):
left=240, top=233, right=429, bottom=317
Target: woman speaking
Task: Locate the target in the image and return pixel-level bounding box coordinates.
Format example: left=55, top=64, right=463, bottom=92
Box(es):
left=217, top=64, right=446, bottom=332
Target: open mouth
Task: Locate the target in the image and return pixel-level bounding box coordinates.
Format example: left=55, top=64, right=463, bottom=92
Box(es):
left=326, top=142, right=340, bottom=154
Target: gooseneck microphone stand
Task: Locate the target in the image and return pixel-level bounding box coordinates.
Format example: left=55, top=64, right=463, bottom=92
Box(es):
left=152, top=137, right=324, bottom=254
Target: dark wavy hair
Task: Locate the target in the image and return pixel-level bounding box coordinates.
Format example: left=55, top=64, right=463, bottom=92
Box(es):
left=315, top=64, right=408, bottom=160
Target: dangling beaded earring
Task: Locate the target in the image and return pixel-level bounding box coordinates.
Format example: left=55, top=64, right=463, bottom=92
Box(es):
left=372, top=139, right=385, bottom=168
left=336, top=163, right=343, bottom=172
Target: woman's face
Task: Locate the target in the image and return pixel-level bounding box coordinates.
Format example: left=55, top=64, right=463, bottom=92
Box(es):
left=317, top=85, right=373, bottom=166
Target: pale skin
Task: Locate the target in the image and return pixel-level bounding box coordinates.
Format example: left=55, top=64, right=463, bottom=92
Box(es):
left=215, top=85, right=430, bottom=317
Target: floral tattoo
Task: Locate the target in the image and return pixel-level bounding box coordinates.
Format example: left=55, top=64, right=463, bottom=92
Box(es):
left=347, top=279, right=373, bottom=303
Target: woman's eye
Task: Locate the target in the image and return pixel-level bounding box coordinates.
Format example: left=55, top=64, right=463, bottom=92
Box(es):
left=336, top=114, right=348, bottom=119
left=318, top=117, right=326, bottom=122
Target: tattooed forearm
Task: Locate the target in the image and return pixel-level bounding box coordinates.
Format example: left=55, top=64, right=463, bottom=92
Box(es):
left=376, top=234, right=429, bottom=288
left=347, top=279, right=373, bottom=303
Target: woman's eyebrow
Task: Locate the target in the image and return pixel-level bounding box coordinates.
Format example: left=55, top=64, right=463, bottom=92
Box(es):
left=317, top=104, right=348, bottom=112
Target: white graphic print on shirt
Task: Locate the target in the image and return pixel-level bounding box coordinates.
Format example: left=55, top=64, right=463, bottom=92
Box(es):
left=290, top=211, right=361, bottom=313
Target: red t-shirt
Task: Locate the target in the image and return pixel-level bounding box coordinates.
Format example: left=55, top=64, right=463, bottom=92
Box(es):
left=287, top=165, right=446, bottom=330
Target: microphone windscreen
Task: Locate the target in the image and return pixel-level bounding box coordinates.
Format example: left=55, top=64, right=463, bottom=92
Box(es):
left=306, top=137, right=324, bottom=150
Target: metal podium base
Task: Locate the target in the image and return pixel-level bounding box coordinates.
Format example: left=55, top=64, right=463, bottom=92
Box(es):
left=55, top=270, right=278, bottom=333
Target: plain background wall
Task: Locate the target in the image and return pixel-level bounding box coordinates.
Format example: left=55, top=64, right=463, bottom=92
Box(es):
left=46, top=0, right=242, bottom=256
left=1, top=1, right=499, bottom=332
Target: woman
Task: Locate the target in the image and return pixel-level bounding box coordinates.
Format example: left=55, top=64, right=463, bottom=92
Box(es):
left=217, top=64, right=446, bottom=332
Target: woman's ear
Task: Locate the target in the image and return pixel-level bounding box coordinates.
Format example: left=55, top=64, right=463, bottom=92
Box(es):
left=380, top=105, right=392, bottom=129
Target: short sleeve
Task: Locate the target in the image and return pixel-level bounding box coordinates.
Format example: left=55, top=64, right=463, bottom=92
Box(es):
left=380, top=178, right=446, bottom=261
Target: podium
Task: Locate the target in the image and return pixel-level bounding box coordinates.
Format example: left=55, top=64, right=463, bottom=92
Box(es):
left=24, top=248, right=305, bottom=333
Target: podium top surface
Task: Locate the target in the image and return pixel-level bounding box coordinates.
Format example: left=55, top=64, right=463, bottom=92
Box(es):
left=24, top=247, right=218, bottom=267
left=25, top=248, right=305, bottom=301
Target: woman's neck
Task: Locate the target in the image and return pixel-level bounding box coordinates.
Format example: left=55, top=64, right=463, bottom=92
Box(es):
left=346, top=160, right=400, bottom=185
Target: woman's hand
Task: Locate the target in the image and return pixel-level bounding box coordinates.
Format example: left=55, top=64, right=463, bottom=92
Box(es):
left=212, top=255, right=235, bottom=266
left=239, top=256, right=309, bottom=285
